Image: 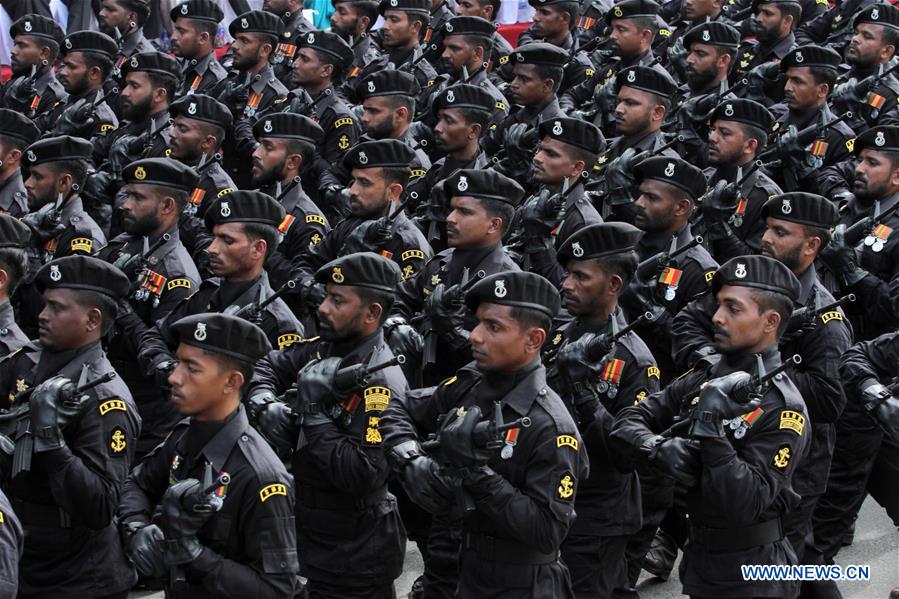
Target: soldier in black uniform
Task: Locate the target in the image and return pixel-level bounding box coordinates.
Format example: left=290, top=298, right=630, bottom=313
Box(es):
left=611, top=255, right=810, bottom=599
left=98, top=158, right=203, bottom=457
left=98, top=0, right=156, bottom=115
left=510, top=117, right=605, bottom=285
left=517, top=0, right=595, bottom=94
left=767, top=45, right=855, bottom=194
left=0, top=110, right=38, bottom=217
left=251, top=112, right=331, bottom=290
left=547, top=222, right=659, bottom=599
left=453, top=0, right=514, bottom=85
left=248, top=252, right=408, bottom=598
left=264, top=0, right=315, bottom=88
left=818, top=125, right=899, bottom=339
left=621, top=156, right=717, bottom=384
left=44, top=31, right=120, bottom=150
left=138, top=190, right=303, bottom=384
left=381, top=271, right=588, bottom=598
left=795, top=0, right=879, bottom=55
left=420, top=0, right=455, bottom=65
left=293, top=139, right=433, bottom=297
left=2, top=15, right=66, bottom=121
left=481, top=43, right=567, bottom=182
left=170, top=0, right=229, bottom=98
left=0, top=216, right=31, bottom=356
left=701, top=98, right=783, bottom=262
left=118, top=313, right=299, bottom=599
left=330, top=0, right=382, bottom=86
left=731, top=0, right=799, bottom=85
left=219, top=10, right=290, bottom=189
left=0, top=255, right=140, bottom=597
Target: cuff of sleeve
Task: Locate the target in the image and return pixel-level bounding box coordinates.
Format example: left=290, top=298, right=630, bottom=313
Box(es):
left=186, top=546, right=221, bottom=577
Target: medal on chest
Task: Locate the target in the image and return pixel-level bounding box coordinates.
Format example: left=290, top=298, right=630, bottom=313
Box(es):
left=864, top=223, right=892, bottom=253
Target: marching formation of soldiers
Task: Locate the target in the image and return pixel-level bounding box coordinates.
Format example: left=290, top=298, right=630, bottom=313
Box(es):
left=0, top=0, right=894, bottom=597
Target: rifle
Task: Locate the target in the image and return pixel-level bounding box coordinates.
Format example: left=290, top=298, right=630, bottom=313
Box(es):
left=231, top=279, right=297, bottom=323
left=115, top=233, right=171, bottom=298
left=757, top=111, right=853, bottom=163
left=781, top=293, right=855, bottom=342
left=595, top=134, right=684, bottom=178
left=422, top=401, right=533, bottom=513
left=582, top=311, right=655, bottom=363
left=0, top=371, right=117, bottom=477
left=634, top=233, right=704, bottom=283
left=691, top=160, right=762, bottom=228
left=420, top=268, right=487, bottom=366
left=842, top=200, right=899, bottom=247
left=667, top=78, right=747, bottom=128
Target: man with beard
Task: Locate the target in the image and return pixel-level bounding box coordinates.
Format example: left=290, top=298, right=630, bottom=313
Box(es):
left=796, top=0, right=879, bottom=56
left=767, top=45, right=855, bottom=194
left=0, top=216, right=32, bottom=356
left=510, top=117, right=605, bottom=287
left=454, top=0, right=513, bottom=86
left=218, top=10, right=290, bottom=189
left=612, top=256, right=809, bottom=599
left=405, top=84, right=496, bottom=251
left=731, top=0, right=799, bottom=83
left=670, top=22, right=739, bottom=167
left=251, top=112, right=330, bottom=291
left=546, top=222, right=659, bottom=599
left=670, top=193, right=851, bottom=589
left=1, top=15, right=66, bottom=120
left=420, top=0, right=455, bottom=65
left=247, top=252, right=407, bottom=599
left=263, top=0, right=315, bottom=87
left=97, top=0, right=156, bottom=114
left=331, top=0, right=382, bottom=92
left=98, top=158, right=202, bottom=457
left=350, top=0, right=438, bottom=104
left=0, top=109, right=39, bottom=217
left=45, top=31, right=120, bottom=160
left=700, top=99, right=783, bottom=263
left=170, top=0, right=228, bottom=98
left=0, top=256, right=140, bottom=598
left=138, top=190, right=303, bottom=394
left=293, top=140, right=433, bottom=292
left=560, top=0, right=664, bottom=129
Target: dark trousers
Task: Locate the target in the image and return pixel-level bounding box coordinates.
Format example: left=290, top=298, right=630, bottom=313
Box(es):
left=307, top=580, right=396, bottom=599
left=561, top=533, right=636, bottom=599
left=423, top=514, right=462, bottom=599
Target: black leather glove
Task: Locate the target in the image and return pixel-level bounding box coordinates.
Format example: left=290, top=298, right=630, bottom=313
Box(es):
left=22, top=203, right=66, bottom=245
left=604, top=148, right=639, bottom=206
left=667, top=37, right=688, bottom=80
left=159, top=478, right=216, bottom=565
left=82, top=171, right=116, bottom=208
left=4, top=74, right=36, bottom=112
left=29, top=376, right=80, bottom=453
left=860, top=380, right=899, bottom=443
left=112, top=249, right=146, bottom=282
left=593, top=77, right=618, bottom=115
left=341, top=217, right=394, bottom=254
left=54, top=97, right=96, bottom=136
left=153, top=358, right=177, bottom=389
left=300, top=280, right=326, bottom=316
left=819, top=224, right=867, bottom=287
left=521, top=189, right=566, bottom=239
left=680, top=92, right=719, bottom=127
left=423, top=284, right=469, bottom=350
left=322, top=185, right=352, bottom=220
left=746, top=61, right=781, bottom=102
left=641, top=435, right=701, bottom=487
left=285, top=88, right=314, bottom=115
left=556, top=334, right=603, bottom=392
left=246, top=389, right=277, bottom=426
left=438, top=405, right=491, bottom=468
left=128, top=524, right=167, bottom=578
left=383, top=316, right=423, bottom=380
left=689, top=371, right=756, bottom=439
left=295, top=358, right=343, bottom=412
left=391, top=441, right=453, bottom=514
left=256, top=401, right=300, bottom=453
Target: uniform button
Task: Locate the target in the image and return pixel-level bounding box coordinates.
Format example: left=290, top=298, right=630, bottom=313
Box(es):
left=241, top=434, right=249, bottom=442
left=538, top=388, right=547, bottom=396
left=775, top=373, right=783, bottom=381
left=280, top=561, right=287, bottom=568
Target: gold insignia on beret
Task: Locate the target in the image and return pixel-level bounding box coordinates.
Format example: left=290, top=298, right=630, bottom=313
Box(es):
left=332, top=267, right=345, bottom=283
left=134, top=166, right=147, bottom=180
left=613, top=5, right=623, bottom=16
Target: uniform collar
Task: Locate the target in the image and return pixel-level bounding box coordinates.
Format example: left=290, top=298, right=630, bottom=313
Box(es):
left=122, top=29, right=147, bottom=56
left=0, top=301, right=15, bottom=328
left=185, top=51, right=216, bottom=76
left=496, top=361, right=548, bottom=417
left=795, top=263, right=817, bottom=306
left=191, top=405, right=250, bottom=472
left=60, top=195, right=85, bottom=221
left=251, top=65, right=276, bottom=94
left=713, top=343, right=781, bottom=377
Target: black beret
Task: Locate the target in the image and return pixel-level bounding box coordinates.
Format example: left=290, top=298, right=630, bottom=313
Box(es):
left=357, top=70, right=419, bottom=100
left=298, top=30, right=354, bottom=69
left=712, top=255, right=800, bottom=301
left=9, top=15, right=63, bottom=45
left=510, top=42, right=569, bottom=68
left=23, top=135, right=92, bottom=166
left=444, top=168, right=526, bottom=206
left=170, top=94, right=233, bottom=131
left=465, top=271, right=561, bottom=318
left=616, top=65, right=677, bottom=97
left=443, top=16, right=496, bottom=39
left=121, top=51, right=181, bottom=81
left=432, top=83, right=498, bottom=113
left=343, top=139, right=417, bottom=169
left=229, top=10, right=284, bottom=37
left=780, top=44, right=840, bottom=72
left=123, top=158, right=201, bottom=192
left=379, top=0, right=431, bottom=17
left=0, top=109, right=39, bottom=146
left=253, top=112, right=324, bottom=144
left=0, top=215, right=30, bottom=249
left=171, top=313, right=272, bottom=364
left=171, top=0, right=225, bottom=23
left=35, top=256, right=130, bottom=300
left=853, top=3, right=899, bottom=31
left=634, top=156, right=707, bottom=200
left=204, top=190, right=286, bottom=230
left=606, top=0, right=660, bottom=20
left=710, top=98, right=774, bottom=130
left=539, top=117, right=604, bottom=154
left=853, top=125, right=899, bottom=153
left=61, top=31, right=118, bottom=59
left=761, top=192, right=839, bottom=229
left=683, top=21, right=740, bottom=48
left=314, top=251, right=402, bottom=293
left=557, top=222, right=643, bottom=263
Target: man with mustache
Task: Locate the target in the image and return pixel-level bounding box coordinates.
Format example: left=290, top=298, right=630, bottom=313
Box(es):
left=768, top=45, right=855, bottom=194
left=545, top=222, right=659, bottom=598
left=672, top=193, right=851, bottom=591
left=247, top=252, right=408, bottom=599
left=250, top=112, right=330, bottom=291
left=137, top=190, right=302, bottom=400
left=509, top=117, right=605, bottom=287
left=98, top=158, right=202, bottom=458
left=0, top=109, right=39, bottom=217
left=612, top=255, right=810, bottom=599
left=731, top=0, right=799, bottom=83
left=330, top=0, right=381, bottom=90
left=419, top=0, right=456, bottom=65
left=97, top=0, right=156, bottom=113
left=1, top=15, right=67, bottom=120
left=701, top=98, right=783, bottom=262
left=0, top=255, right=140, bottom=597
left=262, top=0, right=314, bottom=87
left=796, top=0, right=880, bottom=57
left=169, top=0, right=228, bottom=98
left=454, top=0, right=514, bottom=86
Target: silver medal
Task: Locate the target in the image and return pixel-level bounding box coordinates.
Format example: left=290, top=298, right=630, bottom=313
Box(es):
left=501, top=445, right=514, bottom=459
left=734, top=425, right=746, bottom=439
left=607, top=385, right=618, bottom=399
left=873, top=241, right=885, bottom=252
left=665, top=286, right=677, bottom=301
left=865, top=235, right=876, bottom=246
left=597, top=381, right=609, bottom=394
left=733, top=216, right=744, bottom=228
